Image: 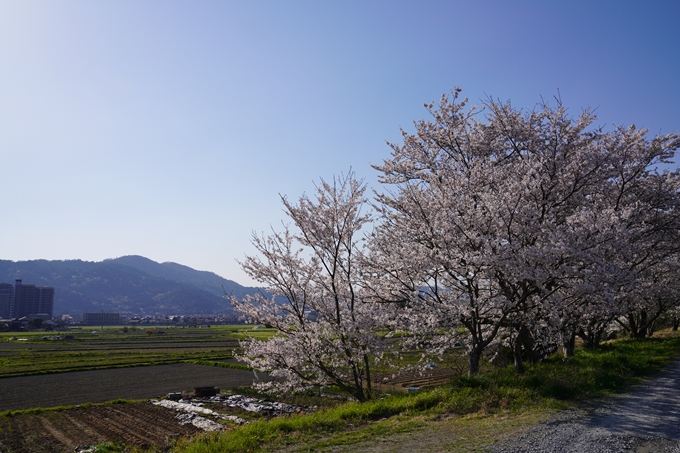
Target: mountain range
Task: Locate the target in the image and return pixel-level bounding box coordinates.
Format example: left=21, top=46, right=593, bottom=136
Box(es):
left=0, top=256, right=262, bottom=316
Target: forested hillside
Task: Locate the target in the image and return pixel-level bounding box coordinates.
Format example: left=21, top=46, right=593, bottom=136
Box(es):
left=0, top=258, right=261, bottom=316
left=106, top=255, right=252, bottom=299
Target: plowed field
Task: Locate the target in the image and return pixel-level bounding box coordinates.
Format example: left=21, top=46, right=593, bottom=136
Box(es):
left=0, top=402, right=203, bottom=453
left=0, top=363, right=255, bottom=411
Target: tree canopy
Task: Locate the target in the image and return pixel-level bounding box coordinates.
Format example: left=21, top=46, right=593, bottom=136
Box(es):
left=234, top=88, right=680, bottom=397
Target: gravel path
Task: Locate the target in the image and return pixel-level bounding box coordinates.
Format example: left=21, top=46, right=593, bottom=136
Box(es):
left=491, top=360, right=680, bottom=453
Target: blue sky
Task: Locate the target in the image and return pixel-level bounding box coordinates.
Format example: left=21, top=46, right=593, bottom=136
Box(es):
left=1, top=1, right=679, bottom=286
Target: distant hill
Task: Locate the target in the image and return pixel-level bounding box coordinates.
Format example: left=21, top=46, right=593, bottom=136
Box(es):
left=106, top=255, right=253, bottom=299
left=0, top=257, right=263, bottom=316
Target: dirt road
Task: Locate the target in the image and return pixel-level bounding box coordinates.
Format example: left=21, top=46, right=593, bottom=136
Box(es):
left=492, top=359, right=680, bottom=452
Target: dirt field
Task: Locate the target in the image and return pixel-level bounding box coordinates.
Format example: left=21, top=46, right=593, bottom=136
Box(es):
left=0, top=402, right=203, bottom=452
left=378, top=367, right=459, bottom=390
left=0, top=363, right=256, bottom=411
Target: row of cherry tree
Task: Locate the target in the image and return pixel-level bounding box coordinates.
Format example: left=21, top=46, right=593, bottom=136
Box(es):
left=233, top=89, right=680, bottom=401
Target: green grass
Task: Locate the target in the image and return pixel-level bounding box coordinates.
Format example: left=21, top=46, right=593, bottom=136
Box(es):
left=0, top=325, right=251, bottom=377
left=0, top=398, right=143, bottom=418
left=185, top=359, right=251, bottom=371
left=173, top=332, right=680, bottom=453
left=0, top=350, right=246, bottom=377
left=230, top=325, right=278, bottom=340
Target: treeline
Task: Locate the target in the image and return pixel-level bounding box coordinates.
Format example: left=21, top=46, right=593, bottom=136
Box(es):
left=233, top=89, right=680, bottom=402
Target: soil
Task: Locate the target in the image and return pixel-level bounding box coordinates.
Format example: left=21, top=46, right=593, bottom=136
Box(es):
left=0, top=363, right=256, bottom=411
left=377, top=367, right=459, bottom=390
left=0, top=402, right=202, bottom=453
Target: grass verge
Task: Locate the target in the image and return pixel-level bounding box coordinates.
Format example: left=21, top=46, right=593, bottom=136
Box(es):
left=0, top=398, right=144, bottom=418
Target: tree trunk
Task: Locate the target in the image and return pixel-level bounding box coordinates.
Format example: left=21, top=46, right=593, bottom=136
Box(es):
left=646, top=320, right=657, bottom=338
left=578, top=327, right=602, bottom=349
left=562, top=331, right=576, bottom=358
left=363, top=355, right=372, bottom=400
left=629, top=311, right=648, bottom=339
left=468, top=348, right=482, bottom=376
left=512, top=326, right=526, bottom=374
left=672, top=315, right=679, bottom=332
left=350, top=364, right=366, bottom=402
left=521, top=327, right=541, bottom=364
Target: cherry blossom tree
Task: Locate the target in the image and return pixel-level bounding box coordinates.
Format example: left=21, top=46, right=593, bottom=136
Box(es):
left=669, top=305, right=680, bottom=331
left=368, top=88, right=680, bottom=374
left=232, top=88, right=680, bottom=389
left=573, top=128, right=680, bottom=343
left=618, top=259, right=680, bottom=338
left=232, top=172, right=384, bottom=401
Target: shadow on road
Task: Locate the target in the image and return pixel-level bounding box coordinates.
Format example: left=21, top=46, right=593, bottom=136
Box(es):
left=589, top=360, right=680, bottom=440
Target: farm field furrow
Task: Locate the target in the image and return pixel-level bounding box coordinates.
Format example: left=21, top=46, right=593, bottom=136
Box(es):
left=0, top=402, right=202, bottom=453
left=0, top=363, right=257, bottom=411
left=0, top=326, right=276, bottom=411
left=0, top=342, right=238, bottom=350
left=0, top=326, right=255, bottom=378
left=0, top=352, right=234, bottom=377
left=0, top=325, right=275, bottom=451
